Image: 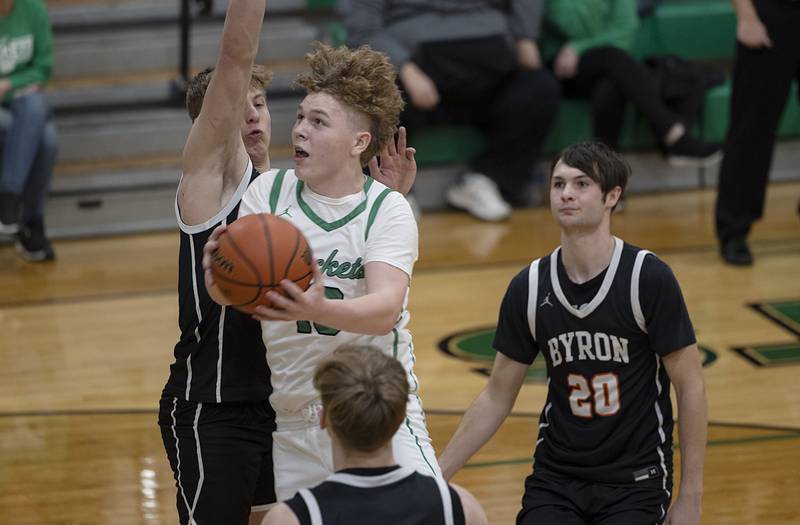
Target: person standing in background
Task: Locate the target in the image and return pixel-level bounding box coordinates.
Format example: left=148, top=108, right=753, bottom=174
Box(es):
left=715, top=0, right=800, bottom=266
left=0, top=0, right=57, bottom=261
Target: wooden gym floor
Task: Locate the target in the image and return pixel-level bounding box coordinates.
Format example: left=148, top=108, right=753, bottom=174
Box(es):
left=1, top=181, right=799, bottom=524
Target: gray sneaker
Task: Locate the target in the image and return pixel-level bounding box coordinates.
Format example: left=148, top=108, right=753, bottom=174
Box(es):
left=445, top=172, right=512, bottom=222
left=16, top=220, right=55, bottom=262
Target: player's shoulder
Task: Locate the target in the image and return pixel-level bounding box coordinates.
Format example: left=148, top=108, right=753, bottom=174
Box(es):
left=249, top=167, right=296, bottom=191
left=365, top=179, right=414, bottom=220
left=623, top=241, right=677, bottom=285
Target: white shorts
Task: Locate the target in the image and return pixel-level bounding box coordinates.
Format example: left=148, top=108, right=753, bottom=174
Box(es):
left=273, top=395, right=440, bottom=501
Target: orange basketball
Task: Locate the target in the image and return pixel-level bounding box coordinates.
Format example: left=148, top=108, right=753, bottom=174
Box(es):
left=209, top=213, right=314, bottom=315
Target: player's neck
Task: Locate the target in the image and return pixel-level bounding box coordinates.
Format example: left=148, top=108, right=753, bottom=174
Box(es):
left=333, top=443, right=396, bottom=471
left=559, top=230, right=616, bottom=284
left=306, top=166, right=364, bottom=199
left=0, top=0, right=12, bottom=16
left=254, top=155, right=270, bottom=174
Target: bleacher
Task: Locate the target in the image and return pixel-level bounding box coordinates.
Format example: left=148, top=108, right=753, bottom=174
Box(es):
left=41, top=0, right=800, bottom=236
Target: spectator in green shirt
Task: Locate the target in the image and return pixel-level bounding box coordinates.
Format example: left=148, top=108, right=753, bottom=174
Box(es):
left=541, top=0, right=721, bottom=168
left=0, top=0, right=57, bottom=261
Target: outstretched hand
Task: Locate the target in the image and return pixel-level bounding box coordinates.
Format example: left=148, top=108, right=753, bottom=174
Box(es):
left=368, top=126, right=417, bottom=195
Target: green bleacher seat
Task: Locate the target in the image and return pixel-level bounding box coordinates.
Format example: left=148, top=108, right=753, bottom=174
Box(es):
left=634, top=0, right=736, bottom=60
left=308, top=0, right=336, bottom=9
left=327, top=0, right=799, bottom=168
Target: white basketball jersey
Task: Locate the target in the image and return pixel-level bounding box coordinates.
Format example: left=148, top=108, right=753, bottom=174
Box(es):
left=239, top=168, right=420, bottom=414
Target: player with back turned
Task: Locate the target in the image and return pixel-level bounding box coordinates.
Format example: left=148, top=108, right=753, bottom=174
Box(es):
left=261, top=347, right=489, bottom=525
left=438, top=141, right=708, bottom=525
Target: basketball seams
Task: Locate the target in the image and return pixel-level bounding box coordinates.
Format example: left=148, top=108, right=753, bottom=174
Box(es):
left=214, top=230, right=262, bottom=308
left=211, top=213, right=313, bottom=314
left=219, top=229, right=262, bottom=284
left=257, top=214, right=278, bottom=287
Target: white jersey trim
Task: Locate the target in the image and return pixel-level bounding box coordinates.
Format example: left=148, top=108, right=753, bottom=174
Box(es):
left=631, top=250, right=652, bottom=334
left=434, top=474, right=455, bottom=525
left=175, top=158, right=254, bottom=234
left=526, top=259, right=541, bottom=343
left=169, top=398, right=193, bottom=521
left=550, top=237, right=623, bottom=319
left=327, top=466, right=417, bottom=488
left=298, top=488, right=323, bottom=525
left=652, top=354, right=671, bottom=507
left=190, top=403, right=205, bottom=521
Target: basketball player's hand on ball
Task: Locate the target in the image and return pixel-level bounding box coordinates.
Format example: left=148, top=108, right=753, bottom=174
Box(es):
left=368, top=126, right=417, bottom=195
left=252, top=262, right=326, bottom=322
left=201, top=225, right=232, bottom=306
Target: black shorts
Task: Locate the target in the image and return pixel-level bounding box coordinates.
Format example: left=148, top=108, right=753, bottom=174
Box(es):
left=517, top=470, right=671, bottom=525
left=159, top=395, right=276, bottom=525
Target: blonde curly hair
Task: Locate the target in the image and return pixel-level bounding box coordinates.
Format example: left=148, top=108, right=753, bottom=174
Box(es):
left=294, top=43, right=404, bottom=166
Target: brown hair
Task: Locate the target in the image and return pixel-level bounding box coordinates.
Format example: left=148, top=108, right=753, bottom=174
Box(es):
left=313, top=347, right=409, bottom=453
left=186, top=64, right=273, bottom=122
left=550, top=140, right=630, bottom=206
left=294, top=43, right=404, bottom=166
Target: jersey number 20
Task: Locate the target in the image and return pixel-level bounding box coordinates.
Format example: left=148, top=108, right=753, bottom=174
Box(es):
left=567, top=373, right=620, bottom=418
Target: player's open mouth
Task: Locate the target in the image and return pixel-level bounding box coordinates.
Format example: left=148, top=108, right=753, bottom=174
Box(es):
left=294, top=147, right=309, bottom=159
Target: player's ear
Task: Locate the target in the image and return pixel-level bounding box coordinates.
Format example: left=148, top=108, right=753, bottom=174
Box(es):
left=352, top=131, right=372, bottom=158
left=605, top=186, right=622, bottom=209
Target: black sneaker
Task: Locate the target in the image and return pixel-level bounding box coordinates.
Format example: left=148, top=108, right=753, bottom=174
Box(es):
left=720, top=236, right=752, bottom=266
left=16, top=220, right=55, bottom=262
left=665, top=134, right=723, bottom=168
left=0, top=191, right=20, bottom=234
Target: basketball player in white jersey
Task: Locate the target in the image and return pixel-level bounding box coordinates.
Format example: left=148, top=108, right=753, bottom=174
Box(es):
left=202, top=43, right=438, bottom=501
left=261, top=347, right=488, bottom=525
left=164, top=1, right=417, bottom=522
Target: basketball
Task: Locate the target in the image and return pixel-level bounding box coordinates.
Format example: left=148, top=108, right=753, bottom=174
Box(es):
left=209, top=213, right=314, bottom=315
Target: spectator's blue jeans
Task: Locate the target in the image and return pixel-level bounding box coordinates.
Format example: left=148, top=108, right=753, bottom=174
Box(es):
left=0, top=91, right=58, bottom=223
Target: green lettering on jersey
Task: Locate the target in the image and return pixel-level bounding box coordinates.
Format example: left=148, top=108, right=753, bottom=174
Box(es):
left=317, top=250, right=365, bottom=280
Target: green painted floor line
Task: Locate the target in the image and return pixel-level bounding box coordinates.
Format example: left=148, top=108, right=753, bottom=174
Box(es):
left=463, top=432, right=800, bottom=470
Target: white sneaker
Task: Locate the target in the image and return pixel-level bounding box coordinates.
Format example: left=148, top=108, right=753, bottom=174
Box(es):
left=445, top=172, right=512, bottom=221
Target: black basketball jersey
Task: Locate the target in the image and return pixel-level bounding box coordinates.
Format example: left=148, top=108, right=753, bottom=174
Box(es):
left=163, top=160, right=271, bottom=403
left=285, top=466, right=465, bottom=525
left=494, top=238, right=696, bottom=492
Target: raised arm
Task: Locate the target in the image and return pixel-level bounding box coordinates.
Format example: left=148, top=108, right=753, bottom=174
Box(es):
left=178, top=0, right=265, bottom=225
left=438, top=352, right=529, bottom=480
left=663, top=344, right=708, bottom=525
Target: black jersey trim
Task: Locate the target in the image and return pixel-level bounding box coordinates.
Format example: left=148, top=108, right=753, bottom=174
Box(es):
left=175, top=158, right=254, bottom=234
left=550, top=237, right=623, bottom=319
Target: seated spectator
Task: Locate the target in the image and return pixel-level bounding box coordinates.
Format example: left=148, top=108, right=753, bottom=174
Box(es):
left=540, top=0, right=722, bottom=167
left=0, top=0, right=57, bottom=261
left=261, top=346, right=489, bottom=525
left=339, top=0, right=560, bottom=222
